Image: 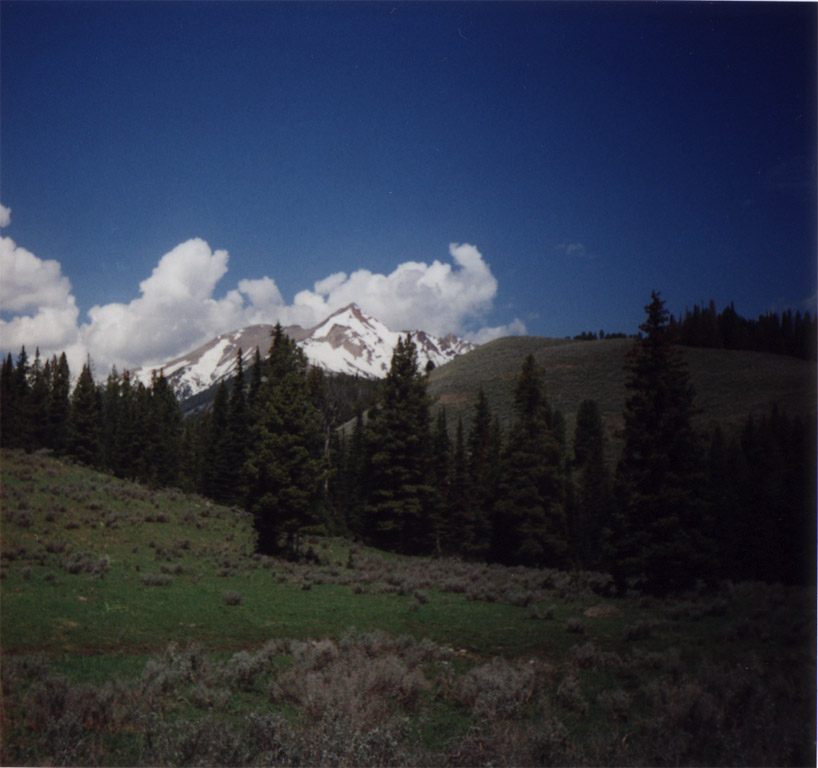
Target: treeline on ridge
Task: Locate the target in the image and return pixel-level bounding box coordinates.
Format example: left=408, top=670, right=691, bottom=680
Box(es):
left=1, top=293, right=814, bottom=593
left=574, top=299, right=817, bottom=360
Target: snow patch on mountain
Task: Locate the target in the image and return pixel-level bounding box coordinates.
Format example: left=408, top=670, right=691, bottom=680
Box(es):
left=132, top=304, right=476, bottom=402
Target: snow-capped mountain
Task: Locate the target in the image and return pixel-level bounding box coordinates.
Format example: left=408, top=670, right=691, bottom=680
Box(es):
left=132, top=304, right=475, bottom=402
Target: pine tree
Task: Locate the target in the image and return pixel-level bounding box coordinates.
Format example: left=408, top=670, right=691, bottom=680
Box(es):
left=614, top=291, right=714, bottom=593
left=201, top=381, right=232, bottom=501
left=48, top=353, right=71, bottom=454
left=243, top=325, right=324, bottom=556
left=9, top=347, right=32, bottom=449
left=492, top=354, right=569, bottom=567
left=67, top=360, right=103, bottom=466
left=148, top=370, right=182, bottom=488
left=365, top=334, right=436, bottom=554
left=430, top=408, right=452, bottom=551
left=1, top=352, right=21, bottom=448
left=448, top=417, right=472, bottom=555
left=28, top=349, right=51, bottom=451
left=224, top=349, right=249, bottom=505
left=101, top=367, right=122, bottom=472
left=343, top=407, right=369, bottom=538
left=465, top=387, right=496, bottom=560
left=571, top=399, right=612, bottom=569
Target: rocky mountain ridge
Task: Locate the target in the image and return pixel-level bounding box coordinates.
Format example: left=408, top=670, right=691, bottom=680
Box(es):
left=133, top=303, right=475, bottom=402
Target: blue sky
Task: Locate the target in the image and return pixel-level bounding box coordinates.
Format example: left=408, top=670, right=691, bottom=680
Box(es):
left=1, top=1, right=815, bottom=374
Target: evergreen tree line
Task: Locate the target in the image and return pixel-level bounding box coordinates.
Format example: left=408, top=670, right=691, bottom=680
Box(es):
left=0, top=350, right=182, bottom=487
left=2, top=294, right=814, bottom=592
left=668, top=299, right=816, bottom=360
left=329, top=298, right=814, bottom=591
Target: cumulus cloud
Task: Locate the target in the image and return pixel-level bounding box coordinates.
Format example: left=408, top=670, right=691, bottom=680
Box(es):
left=0, top=204, right=11, bottom=228
left=1, top=234, right=525, bottom=375
left=0, top=235, right=80, bottom=358
left=289, top=242, right=500, bottom=337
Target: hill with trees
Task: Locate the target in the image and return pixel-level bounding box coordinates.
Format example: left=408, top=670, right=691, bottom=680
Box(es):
left=1, top=294, right=814, bottom=592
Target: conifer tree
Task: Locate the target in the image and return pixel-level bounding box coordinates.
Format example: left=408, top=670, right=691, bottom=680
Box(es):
left=225, top=349, right=249, bottom=505
left=201, top=381, right=232, bottom=501
left=0, top=352, right=22, bottom=448
left=571, top=399, right=612, bottom=569
left=243, top=325, right=324, bottom=555
left=28, top=349, right=51, bottom=451
left=67, top=360, right=103, bottom=466
left=614, top=291, right=714, bottom=593
left=342, top=407, right=369, bottom=538
left=101, top=367, right=122, bottom=471
left=465, top=387, right=496, bottom=559
left=111, top=371, right=138, bottom=478
left=365, top=335, right=436, bottom=554
left=430, top=408, right=452, bottom=551
left=12, top=347, right=31, bottom=449
left=48, top=353, right=71, bottom=454
left=493, top=354, right=568, bottom=567
left=447, top=417, right=472, bottom=555
left=146, top=370, right=183, bottom=487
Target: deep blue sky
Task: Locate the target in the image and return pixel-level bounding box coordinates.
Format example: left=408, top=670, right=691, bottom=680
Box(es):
left=1, top=1, right=815, bottom=370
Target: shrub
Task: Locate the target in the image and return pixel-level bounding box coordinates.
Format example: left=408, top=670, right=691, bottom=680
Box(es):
left=565, top=618, right=585, bottom=634
left=413, top=589, right=429, bottom=604
left=556, top=674, right=587, bottom=715
left=457, top=658, right=536, bottom=719
left=140, top=573, right=172, bottom=587
left=222, top=650, right=266, bottom=691
left=221, top=590, right=243, bottom=606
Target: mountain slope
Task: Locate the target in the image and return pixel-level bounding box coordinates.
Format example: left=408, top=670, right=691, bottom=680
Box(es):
left=427, top=336, right=816, bottom=455
left=133, top=304, right=475, bottom=401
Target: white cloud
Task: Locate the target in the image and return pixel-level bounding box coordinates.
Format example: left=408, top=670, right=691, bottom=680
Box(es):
left=0, top=236, right=74, bottom=313
left=0, top=235, right=81, bottom=361
left=0, top=204, right=11, bottom=228
left=2, top=234, right=524, bottom=376
left=469, top=318, right=527, bottom=345
left=290, top=242, right=499, bottom=337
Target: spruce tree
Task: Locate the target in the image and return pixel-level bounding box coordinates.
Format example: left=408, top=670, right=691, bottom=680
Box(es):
left=101, top=368, right=122, bottom=472
left=447, top=417, right=471, bottom=555
left=243, top=325, right=324, bottom=556
left=365, top=335, right=436, bottom=554
left=67, top=360, right=103, bottom=466
left=202, top=381, right=232, bottom=502
left=465, top=387, right=496, bottom=559
left=48, top=353, right=71, bottom=454
left=146, top=371, right=182, bottom=487
left=492, top=354, right=569, bottom=567
left=430, top=408, right=452, bottom=551
left=614, top=291, right=714, bottom=593
left=225, top=349, right=250, bottom=505
left=0, top=352, right=21, bottom=448
left=28, top=349, right=51, bottom=451
left=571, top=399, right=612, bottom=569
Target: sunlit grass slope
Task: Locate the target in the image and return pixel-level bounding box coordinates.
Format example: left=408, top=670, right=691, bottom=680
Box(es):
left=1, top=449, right=815, bottom=766
left=428, top=336, right=816, bottom=447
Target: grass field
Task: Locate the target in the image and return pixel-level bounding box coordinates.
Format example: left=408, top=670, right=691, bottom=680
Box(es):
left=1, top=449, right=815, bottom=766
left=428, top=337, right=816, bottom=455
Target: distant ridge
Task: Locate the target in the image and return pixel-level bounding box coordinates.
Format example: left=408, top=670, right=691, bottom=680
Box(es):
left=132, top=303, right=475, bottom=402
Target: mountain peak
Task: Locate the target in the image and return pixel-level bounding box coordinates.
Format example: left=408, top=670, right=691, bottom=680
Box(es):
left=134, top=305, right=476, bottom=402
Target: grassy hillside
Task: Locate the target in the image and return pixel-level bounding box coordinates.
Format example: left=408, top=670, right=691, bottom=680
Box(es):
left=428, top=336, right=816, bottom=450
left=1, top=449, right=815, bottom=766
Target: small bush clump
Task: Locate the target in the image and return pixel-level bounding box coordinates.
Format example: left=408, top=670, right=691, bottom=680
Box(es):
left=140, top=573, right=172, bottom=587
left=221, top=590, right=243, bottom=606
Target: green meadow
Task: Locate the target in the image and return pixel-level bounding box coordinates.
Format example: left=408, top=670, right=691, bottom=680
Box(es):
left=1, top=449, right=815, bottom=766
